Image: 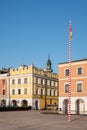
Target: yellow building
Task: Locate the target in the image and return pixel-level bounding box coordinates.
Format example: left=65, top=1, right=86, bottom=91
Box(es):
left=9, top=58, right=58, bottom=109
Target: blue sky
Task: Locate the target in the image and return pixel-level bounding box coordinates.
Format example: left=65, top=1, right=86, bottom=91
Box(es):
left=0, top=0, right=87, bottom=73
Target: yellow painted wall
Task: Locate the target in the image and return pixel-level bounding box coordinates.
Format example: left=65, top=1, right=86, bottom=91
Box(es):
left=40, top=99, right=45, bottom=109
left=9, top=65, right=58, bottom=109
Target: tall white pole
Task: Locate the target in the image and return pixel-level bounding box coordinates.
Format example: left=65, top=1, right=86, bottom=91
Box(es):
left=68, top=20, right=72, bottom=122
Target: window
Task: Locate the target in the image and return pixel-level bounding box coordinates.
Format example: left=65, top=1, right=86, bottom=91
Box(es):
left=77, top=83, right=82, bottom=92
left=24, top=78, right=27, bottom=83
left=47, top=89, right=51, bottom=96
left=18, top=89, right=21, bottom=94
left=34, top=77, right=36, bottom=83
left=51, top=89, right=54, bottom=96
left=55, top=82, right=58, bottom=88
left=65, top=69, right=69, bottom=76
left=12, top=79, right=15, bottom=84
left=38, top=88, right=41, bottom=95
left=24, top=88, right=27, bottom=94
left=78, top=67, right=82, bottom=75
left=2, top=80, right=5, bottom=85
left=51, top=81, right=54, bottom=87
left=41, top=89, right=43, bottom=95
left=34, top=86, right=36, bottom=95
left=3, top=89, right=5, bottom=95
left=47, top=89, right=50, bottom=96
left=43, top=79, right=45, bottom=85
left=55, top=90, right=58, bottom=96
left=50, top=90, right=51, bottom=96
left=12, top=89, right=15, bottom=95
left=65, top=84, right=69, bottom=93
left=38, top=78, right=41, bottom=84
left=41, top=79, right=43, bottom=85
left=43, top=88, right=45, bottom=95
left=18, top=79, right=21, bottom=84
left=47, top=80, right=50, bottom=86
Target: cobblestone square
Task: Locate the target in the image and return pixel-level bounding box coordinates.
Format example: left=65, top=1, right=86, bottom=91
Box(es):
left=0, top=110, right=87, bottom=130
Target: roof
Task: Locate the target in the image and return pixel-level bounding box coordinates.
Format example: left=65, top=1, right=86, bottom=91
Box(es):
left=0, top=68, right=9, bottom=74
left=59, top=58, right=87, bottom=65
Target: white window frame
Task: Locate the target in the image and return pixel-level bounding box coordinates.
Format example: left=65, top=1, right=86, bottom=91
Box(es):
left=18, top=78, right=21, bottom=84
left=55, top=90, right=58, bottom=96
left=47, top=89, right=50, bottom=96
left=18, top=89, right=21, bottom=94
left=24, top=78, right=27, bottom=84
left=12, top=89, right=15, bottom=95
left=76, top=81, right=83, bottom=92
left=24, top=88, right=27, bottom=94
left=43, top=88, right=45, bottom=95
left=51, top=89, right=54, bottom=96
left=43, top=79, right=45, bottom=85
left=34, top=77, right=36, bottom=83
left=51, top=81, right=54, bottom=87
left=38, top=78, right=41, bottom=84
left=12, top=79, right=15, bottom=84
left=77, top=67, right=83, bottom=75
left=64, top=68, right=69, bottom=76
left=55, top=82, right=58, bottom=87
left=34, top=85, right=36, bottom=95
left=64, top=83, right=69, bottom=93
left=38, top=88, right=41, bottom=95
left=47, top=80, right=50, bottom=86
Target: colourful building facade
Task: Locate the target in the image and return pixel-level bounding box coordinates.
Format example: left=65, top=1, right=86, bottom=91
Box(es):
left=58, top=59, right=87, bottom=114
left=0, top=69, right=10, bottom=106
left=9, top=64, right=58, bottom=109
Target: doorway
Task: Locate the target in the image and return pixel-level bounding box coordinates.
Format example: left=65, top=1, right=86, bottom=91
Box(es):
left=35, top=100, right=38, bottom=110
left=63, top=99, right=68, bottom=114
left=76, top=99, right=84, bottom=115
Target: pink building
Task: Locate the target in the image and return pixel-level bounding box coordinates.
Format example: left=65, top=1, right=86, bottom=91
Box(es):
left=58, top=59, right=87, bottom=114
left=0, top=69, right=9, bottom=106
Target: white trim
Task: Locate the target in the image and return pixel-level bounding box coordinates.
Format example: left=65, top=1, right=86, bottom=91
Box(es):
left=59, top=96, right=87, bottom=114
left=76, top=81, right=83, bottom=92
left=10, top=73, right=32, bottom=78
left=59, top=76, right=87, bottom=80
left=76, top=66, right=83, bottom=75
left=64, top=83, right=69, bottom=93
left=64, top=68, right=69, bottom=76
left=11, top=98, right=33, bottom=106
left=0, top=74, right=8, bottom=78
left=59, top=60, right=87, bottom=67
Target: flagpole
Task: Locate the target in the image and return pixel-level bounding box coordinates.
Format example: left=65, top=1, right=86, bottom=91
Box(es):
left=68, top=20, right=72, bottom=122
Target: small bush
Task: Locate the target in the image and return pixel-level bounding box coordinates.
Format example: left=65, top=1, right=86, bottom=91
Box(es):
left=0, top=106, right=32, bottom=112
